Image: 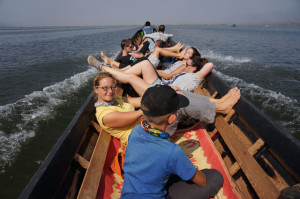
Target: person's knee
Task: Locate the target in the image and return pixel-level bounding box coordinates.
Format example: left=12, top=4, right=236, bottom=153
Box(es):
left=127, top=73, right=136, bottom=80
left=201, top=169, right=224, bottom=191
left=152, top=47, right=160, bottom=57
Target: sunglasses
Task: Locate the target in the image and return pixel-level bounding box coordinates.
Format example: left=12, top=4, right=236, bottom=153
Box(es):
left=186, top=62, right=194, bottom=67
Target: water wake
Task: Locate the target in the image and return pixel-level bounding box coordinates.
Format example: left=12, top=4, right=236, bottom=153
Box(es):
left=214, top=71, right=300, bottom=134
left=0, top=68, right=98, bottom=173
left=201, top=49, right=252, bottom=64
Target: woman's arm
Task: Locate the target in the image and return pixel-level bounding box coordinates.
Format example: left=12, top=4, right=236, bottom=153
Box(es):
left=102, top=109, right=143, bottom=128
left=123, top=96, right=142, bottom=108
left=196, top=62, right=213, bottom=80
left=157, top=64, right=186, bottom=80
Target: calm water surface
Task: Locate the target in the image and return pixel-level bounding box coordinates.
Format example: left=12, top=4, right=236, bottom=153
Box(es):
left=0, top=25, right=299, bottom=198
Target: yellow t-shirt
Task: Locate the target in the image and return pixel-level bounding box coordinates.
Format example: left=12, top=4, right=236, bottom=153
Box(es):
left=95, top=96, right=141, bottom=145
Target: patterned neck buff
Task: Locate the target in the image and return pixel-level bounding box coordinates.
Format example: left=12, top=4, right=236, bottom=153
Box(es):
left=141, top=120, right=169, bottom=139
left=94, top=99, right=116, bottom=107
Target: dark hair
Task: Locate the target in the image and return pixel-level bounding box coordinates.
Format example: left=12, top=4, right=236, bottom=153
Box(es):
left=190, top=47, right=201, bottom=58
left=145, top=21, right=151, bottom=26
left=192, top=56, right=208, bottom=72
left=155, top=40, right=164, bottom=48
left=158, top=25, right=165, bottom=32
left=121, top=38, right=133, bottom=49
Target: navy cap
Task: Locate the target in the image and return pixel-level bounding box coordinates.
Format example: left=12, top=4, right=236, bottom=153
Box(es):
left=141, top=85, right=189, bottom=116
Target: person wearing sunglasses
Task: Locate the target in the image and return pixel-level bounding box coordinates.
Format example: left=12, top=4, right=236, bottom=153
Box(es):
left=94, top=72, right=143, bottom=145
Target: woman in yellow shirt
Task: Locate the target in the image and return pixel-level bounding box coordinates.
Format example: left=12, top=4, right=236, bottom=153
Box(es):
left=94, top=72, right=143, bottom=145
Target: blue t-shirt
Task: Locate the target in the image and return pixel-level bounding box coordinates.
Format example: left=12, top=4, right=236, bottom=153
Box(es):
left=121, top=125, right=196, bottom=199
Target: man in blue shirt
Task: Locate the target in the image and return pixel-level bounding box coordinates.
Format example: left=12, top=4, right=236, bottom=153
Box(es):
left=142, top=21, right=156, bottom=35
left=121, top=85, right=223, bottom=199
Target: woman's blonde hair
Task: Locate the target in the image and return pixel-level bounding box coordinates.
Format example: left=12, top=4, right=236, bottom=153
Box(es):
left=93, top=72, right=117, bottom=87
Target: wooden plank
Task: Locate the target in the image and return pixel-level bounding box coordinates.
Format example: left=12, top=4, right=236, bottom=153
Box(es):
left=77, top=129, right=111, bottom=199
left=230, top=123, right=253, bottom=149
left=91, top=120, right=102, bottom=134
left=215, top=116, right=281, bottom=199
left=213, top=139, right=233, bottom=170
left=248, top=138, right=264, bottom=156
left=208, top=110, right=235, bottom=139
left=229, top=163, right=241, bottom=176
left=211, top=91, right=218, bottom=98
left=74, top=154, right=89, bottom=169
left=235, top=176, right=255, bottom=199
left=229, top=138, right=265, bottom=176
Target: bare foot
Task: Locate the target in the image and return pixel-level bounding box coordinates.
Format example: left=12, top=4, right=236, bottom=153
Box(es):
left=215, top=88, right=241, bottom=114
left=87, top=56, right=104, bottom=70
left=178, top=43, right=185, bottom=53
left=210, top=87, right=239, bottom=104
left=100, top=51, right=112, bottom=65
left=179, top=48, right=187, bottom=59
left=222, top=87, right=239, bottom=102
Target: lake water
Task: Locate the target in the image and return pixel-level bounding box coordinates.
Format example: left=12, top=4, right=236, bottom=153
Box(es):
left=0, top=25, right=299, bottom=198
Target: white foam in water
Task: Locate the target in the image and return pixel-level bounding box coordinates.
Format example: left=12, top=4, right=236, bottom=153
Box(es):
left=201, top=49, right=252, bottom=64
left=215, top=70, right=298, bottom=104
left=0, top=68, right=98, bottom=173
left=214, top=70, right=300, bottom=132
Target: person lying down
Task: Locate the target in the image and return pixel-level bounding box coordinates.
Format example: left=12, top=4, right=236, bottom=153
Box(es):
left=88, top=55, right=213, bottom=93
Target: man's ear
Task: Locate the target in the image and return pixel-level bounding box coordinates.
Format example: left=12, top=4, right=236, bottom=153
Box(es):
left=168, top=113, right=177, bottom=125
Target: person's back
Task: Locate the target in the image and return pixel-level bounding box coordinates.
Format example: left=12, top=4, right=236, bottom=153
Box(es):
left=143, top=25, right=173, bottom=42
left=121, top=85, right=194, bottom=198
left=121, top=124, right=196, bottom=198
left=121, top=85, right=223, bottom=199
left=142, top=21, right=155, bottom=35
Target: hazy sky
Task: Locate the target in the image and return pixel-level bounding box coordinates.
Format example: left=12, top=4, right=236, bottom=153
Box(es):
left=0, top=0, right=299, bottom=27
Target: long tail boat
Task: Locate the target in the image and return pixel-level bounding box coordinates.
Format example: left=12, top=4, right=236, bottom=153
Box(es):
left=19, top=27, right=300, bottom=199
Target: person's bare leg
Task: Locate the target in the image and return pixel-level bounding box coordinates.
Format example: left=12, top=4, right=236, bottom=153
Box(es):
left=210, top=88, right=241, bottom=114
left=153, top=46, right=186, bottom=60
left=102, top=66, right=149, bottom=96
left=120, top=60, right=158, bottom=85
left=166, top=42, right=185, bottom=53
left=100, top=51, right=120, bottom=68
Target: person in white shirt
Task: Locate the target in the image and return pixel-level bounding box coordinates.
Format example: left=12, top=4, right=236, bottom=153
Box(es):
left=143, top=25, right=173, bottom=42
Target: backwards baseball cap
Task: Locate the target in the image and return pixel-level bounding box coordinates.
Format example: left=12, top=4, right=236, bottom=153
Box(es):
left=141, top=85, right=189, bottom=117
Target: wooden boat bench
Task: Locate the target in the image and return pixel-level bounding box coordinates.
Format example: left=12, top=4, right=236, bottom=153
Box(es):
left=74, top=120, right=111, bottom=199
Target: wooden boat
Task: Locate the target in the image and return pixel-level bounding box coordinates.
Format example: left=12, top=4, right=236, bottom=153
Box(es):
left=19, top=28, right=300, bottom=199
